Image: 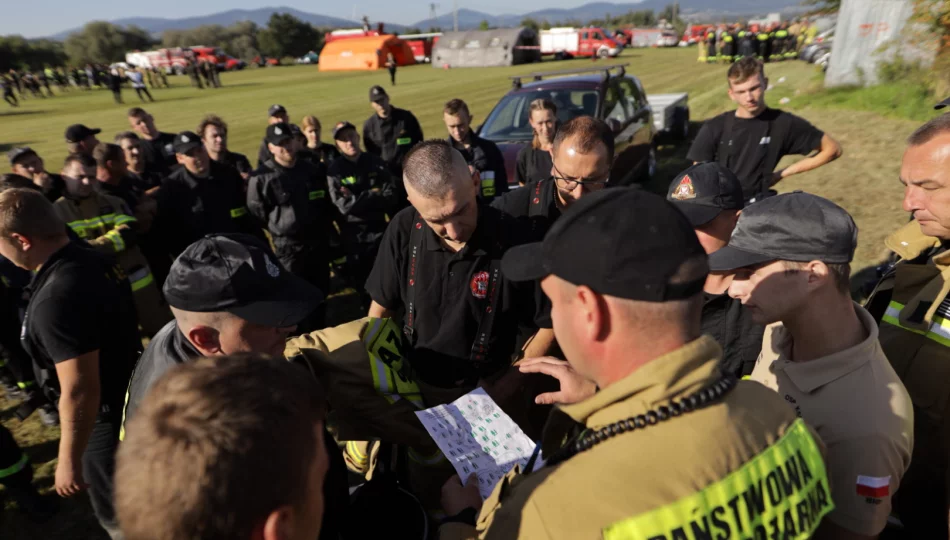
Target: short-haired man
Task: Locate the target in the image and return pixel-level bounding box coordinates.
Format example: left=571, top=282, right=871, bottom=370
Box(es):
left=0, top=188, right=141, bottom=537
left=666, top=163, right=762, bottom=376
left=127, top=107, right=177, bottom=176
left=114, top=131, right=163, bottom=194
left=363, top=85, right=423, bottom=205
left=120, top=233, right=348, bottom=540
left=443, top=99, right=508, bottom=204
left=711, top=192, right=913, bottom=539
left=119, top=355, right=328, bottom=539
left=154, top=132, right=263, bottom=258
left=865, top=112, right=950, bottom=537
left=257, top=104, right=290, bottom=168
left=64, top=124, right=100, bottom=158
left=117, top=355, right=329, bottom=540
left=687, top=57, right=842, bottom=201
left=492, top=116, right=611, bottom=241
left=7, top=147, right=65, bottom=202
left=440, top=188, right=833, bottom=538
left=327, top=121, right=398, bottom=306
left=198, top=114, right=252, bottom=181
left=247, top=123, right=336, bottom=331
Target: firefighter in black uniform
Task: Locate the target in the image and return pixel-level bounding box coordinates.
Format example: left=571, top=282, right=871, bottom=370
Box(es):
left=327, top=122, right=399, bottom=307
left=247, top=123, right=335, bottom=331
left=443, top=99, right=509, bottom=205
left=492, top=116, right=611, bottom=241
left=154, top=131, right=263, bottom=259
left=705, top=27, right=718, bottom=63
left=362, top=85, right=423, bottom=207
left=257, top=104, right=290, bottom=168
left=720, top=24, right=736, bottom=63
left=737, top=24, right=756, bottom=59
left=127, top=108, right=177, bottom=176
left=756, top=25, right=772, bottom=62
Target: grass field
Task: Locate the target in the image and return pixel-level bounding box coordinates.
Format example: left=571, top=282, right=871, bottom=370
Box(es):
left=0, top=46, right=928, bottom=538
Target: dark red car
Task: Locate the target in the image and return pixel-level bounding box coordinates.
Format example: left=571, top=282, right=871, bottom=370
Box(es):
left=477, top=64, right=659, bottom=188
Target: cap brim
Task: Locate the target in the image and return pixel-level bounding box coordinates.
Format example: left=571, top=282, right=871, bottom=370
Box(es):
left=175, top=143, right=202, bottom=154
left=671, top=202, right=722, bottom=227
left=501, top=243, right=548, bottom=282
left=708, top=245, right=776, bottom=272
left=227, top=271, right=325, bottom=328
left=91, top=128, right=102, bottom=135
left=936, top=98, right=950, bottom=110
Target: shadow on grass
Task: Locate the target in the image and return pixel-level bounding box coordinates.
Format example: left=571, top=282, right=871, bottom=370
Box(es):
left=0, top=143, right=32, bottom=154
left=22, top=439, right=59, bottom=465
left=0, top=109, right=48, bottom=117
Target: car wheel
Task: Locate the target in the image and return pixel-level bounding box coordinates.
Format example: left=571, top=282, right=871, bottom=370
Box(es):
left=598, top=48, right=610, bottom=58
left=637, top=145, right=657, bottom=184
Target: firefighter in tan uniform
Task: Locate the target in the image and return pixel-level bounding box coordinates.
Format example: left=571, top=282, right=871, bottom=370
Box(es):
left=53, top=153, right=170, bottom=337
left=865, top=113, right=950, bottom=538
left=437, top=188, right=834, bottom=539
left=710, top=192, right=913, bottom=538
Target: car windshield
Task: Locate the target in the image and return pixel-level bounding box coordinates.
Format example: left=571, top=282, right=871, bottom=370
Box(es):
left=479, top=88, right=600, bottom=143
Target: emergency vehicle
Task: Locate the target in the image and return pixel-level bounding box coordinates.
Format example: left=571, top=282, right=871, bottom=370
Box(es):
left=399, top=32, right=442, bottom=63
left=540, top=27, right=621, bottom=59
left=125, top=48, right=195, bottom=75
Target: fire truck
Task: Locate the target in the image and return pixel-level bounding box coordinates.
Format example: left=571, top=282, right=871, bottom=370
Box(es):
left=540, top=27, right=622, bottom=59
left=125, top=48, right=195, bottom=75
left=399, top=32, right=441, bottom=63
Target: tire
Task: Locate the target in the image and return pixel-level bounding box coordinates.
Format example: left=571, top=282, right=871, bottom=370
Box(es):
left=554, top=52, right=565, bottom=61
left=598, top=47, right=610, bottom=58
left=639, top=145, right=657, bottom=184
left=672, top=107, right=690, bottom=140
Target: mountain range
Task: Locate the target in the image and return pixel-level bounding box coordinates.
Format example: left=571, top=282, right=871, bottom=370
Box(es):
left=47, top=1, right=804, bottom=41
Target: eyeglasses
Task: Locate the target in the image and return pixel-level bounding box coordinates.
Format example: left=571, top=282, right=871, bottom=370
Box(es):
left=551, top=161, right=609, bottom=190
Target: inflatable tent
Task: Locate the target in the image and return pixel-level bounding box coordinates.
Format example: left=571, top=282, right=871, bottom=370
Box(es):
left=431, top=28, right=541, bottom=68
left=319, top=35, right=416, bottom=71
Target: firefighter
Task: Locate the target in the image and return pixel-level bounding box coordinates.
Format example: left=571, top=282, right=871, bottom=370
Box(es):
left=257, top=104, right=290, bottom=168
left=443, top=98, right=509, bottom=204
left=737, top=24, right=755, bottom=60
left=756, top=24, right=772, bottom=62
left=705, top=26, right=718, bottom=63
left=247, top=123, right=335, bottom=332
left=720, top=24, right=736, bottom=64
left=52, top=152, right=171, bottom=338
left=362, top=85, right=424, bottom=207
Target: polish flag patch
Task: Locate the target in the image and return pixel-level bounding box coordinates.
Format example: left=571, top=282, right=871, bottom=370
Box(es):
left=856, top=475, right=890, bottom=498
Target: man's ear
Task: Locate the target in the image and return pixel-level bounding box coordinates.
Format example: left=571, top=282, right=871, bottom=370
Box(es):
left=259, top=506, right=294, bottom=540
left=10, top=233, right=31, bottom=252
left=187, top=325, right=222, bottom=356
left=805, top=261, right=830, bottom=289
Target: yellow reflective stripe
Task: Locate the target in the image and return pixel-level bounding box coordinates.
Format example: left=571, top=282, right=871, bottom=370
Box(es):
left=363, top=318, right=424, bottom=409
left=309, top=190, right=326, bottom=200
left=105, top=229, right=126, bottom=252
left=603, top=418, right=833, bottom=540
left=407, top=446, right=445, bottom=466
left=341, top=176, right=357, bottom=185
left=0, top=453, right=28, bottom=479
left=130, top=272, right=154, bottom=292
left=230, top=207, right=247, bottom=218
left=0, top=359, right=6, bottom=368
left=17, top=381, right=34, bottom=389
left=67, top=213, right=136, bottom=233
left=482, top=177, right=496, bottom=197
left=346, top=441, right=368, bottom=465
left=396, top=137, right=412, bottom=145
left=332, top=256, right=347, bottom=265
left=882, top=301, right=950, bottom=347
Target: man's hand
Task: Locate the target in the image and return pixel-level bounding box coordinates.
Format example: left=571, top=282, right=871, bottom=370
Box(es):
left=55, top=458, right=87, bottom=497
left=518, top=357, right=597, bottom=405
left=441, top=473, right=483, bottom=517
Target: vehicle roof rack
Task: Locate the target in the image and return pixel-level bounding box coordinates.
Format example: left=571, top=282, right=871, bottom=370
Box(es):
left=509, top=63, right=628, bottom=89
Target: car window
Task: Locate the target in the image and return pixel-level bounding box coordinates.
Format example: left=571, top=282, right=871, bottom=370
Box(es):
left=480, top=89, right=600, bottom=143
left=581, top=32, right=589, bottom=40
left=604, top=81, right=627, bottom=123
left=617, top=78, right=642, bottom=117
left=592, top=32, right=602, bottom=40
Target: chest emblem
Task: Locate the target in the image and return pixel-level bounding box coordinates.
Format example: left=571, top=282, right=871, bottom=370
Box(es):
left=471, top=271, right=489, bottom=299
left=671, top=175, right=696, bottom=200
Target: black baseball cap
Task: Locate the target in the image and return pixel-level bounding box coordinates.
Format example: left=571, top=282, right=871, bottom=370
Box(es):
left=163, top=234, right=324, bottom=328
left=666, top=163, right=744, bottom=227
left=332, top=121, right=357, bottom=140
left=289, top=123, right=303, bottom=137
left=369, top=85, right=388, bottom=102
left=65, top=124, right=101, bottom=143
left=7, top=147, right=36, bottom=165
left=268, top=104, right=287, bottom=117
left=502, top=188, right=707, bottom=301
left=173, top=131, right=202, bottom=154
left=935, top=97, right=950, bottom=110
left=708, top=191, right=857, bottom=271
left=265, top=123, right=294, bottom=145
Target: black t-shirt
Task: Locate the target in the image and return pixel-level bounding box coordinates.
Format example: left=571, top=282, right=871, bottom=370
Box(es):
left=22, top=242, right=142, bottom=410
left=365, top=205, right=551, bottom=387
left=686, top=108, right=824, bottom=197
left=214, top=150, right=252, bottom=178
left=491, top=178, right=560, bottom=242
left=126, top=170, right=164, bottom=192
left=140, top=132, right=178, bottom=176
left=515, top=146, right=553, bottom=186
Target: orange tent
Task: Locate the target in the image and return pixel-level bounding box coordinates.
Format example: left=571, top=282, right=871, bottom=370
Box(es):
left=319, top=35, right=416, bottom=71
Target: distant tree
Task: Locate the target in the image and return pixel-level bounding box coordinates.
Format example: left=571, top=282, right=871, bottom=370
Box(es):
left=541, top=19, right=553, bottom=30
left=257, top=13, right=321, bottom=58
left=0, top=35, right=67, bottom=71
left=160, top=21, right=260, bottom=60
left=479, top=20, right=492, bottom=31
left=428, top=26, right=444, bottom=33
left=521, top=17, right=540, bottom=31
left=401, top=27, right=424, bottom=35
left=64, top=21, right=156, bottom=65
left=801, top=0, right=841, bottom=15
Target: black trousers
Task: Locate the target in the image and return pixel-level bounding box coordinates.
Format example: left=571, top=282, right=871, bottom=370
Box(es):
left=134, top=87, right=153, bottom=102
left=389, top=67, right=397, bottom=85
left=276, top=245, right=331, bottom=333
left=82, top=413, right=121, bottom=539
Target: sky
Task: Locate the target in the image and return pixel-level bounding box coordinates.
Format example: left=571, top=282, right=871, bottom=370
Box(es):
left=2, top=0, right=582, bottom=38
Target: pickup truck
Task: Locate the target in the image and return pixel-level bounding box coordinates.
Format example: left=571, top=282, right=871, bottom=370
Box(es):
left=477, top=64, right=689, bottom=188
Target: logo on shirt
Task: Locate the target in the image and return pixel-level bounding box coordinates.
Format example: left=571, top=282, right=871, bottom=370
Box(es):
left=760, top=136, right=771, bottom=145
left=471, top=271, right=489, bottom=299
left=856, top=475, right=890, bottom=501
left=671, top=175, right=697, bottom=200
left=264, top=255, right=280, bottom=278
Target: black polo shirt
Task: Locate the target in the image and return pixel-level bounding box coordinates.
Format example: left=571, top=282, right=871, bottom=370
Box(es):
left=514, top=146, right=553, bottom=186
left=21, top=241, right=141, bottom=411
left=491, top=177, right=560, bottom=242
left=214, top=150, right=252, bottom=178
left=140, top=132, right=177, bottom=176
left=365, top=205, right=550, bottom=387
left=449, top=134, right=509, bottom=203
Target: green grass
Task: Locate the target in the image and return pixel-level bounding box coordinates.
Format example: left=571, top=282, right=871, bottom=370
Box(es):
left=0, top=46, right=929, bottom=538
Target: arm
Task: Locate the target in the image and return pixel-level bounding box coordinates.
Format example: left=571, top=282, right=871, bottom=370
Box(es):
left=685, top=119, right=719, bottom=164
left=521, top=328, right=555, bottom=359
left=411, top=114, right=424, bottom=143
left=54, top=350, right=101, bottom=497
left=369, top=301, right=394, bottom=318
left=770, top=133, right=842, bottom=186
left=514, top=149, right=528, bottom=186
left=245, top=173, right=270, bottom=225
left=257, top=139, right=270, bottom=169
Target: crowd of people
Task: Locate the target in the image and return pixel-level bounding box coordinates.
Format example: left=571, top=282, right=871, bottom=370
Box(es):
left=0, top=54, right=948, bottom=540
left=697, top=19, right=820, bottom=64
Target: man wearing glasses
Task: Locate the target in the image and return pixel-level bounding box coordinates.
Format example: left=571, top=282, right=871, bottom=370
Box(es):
left=492, top=116, right=612, bottom=240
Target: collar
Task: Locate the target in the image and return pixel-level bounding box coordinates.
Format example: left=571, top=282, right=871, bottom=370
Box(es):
left=763, top=303, right=879, bottom=394
left=28, top=241, right=75, bottom=292
left=422, top=205, right=492, bottom=256
left=885, top=220, right=947, bottom=266
left=557, top=335, right=722, bottom=428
